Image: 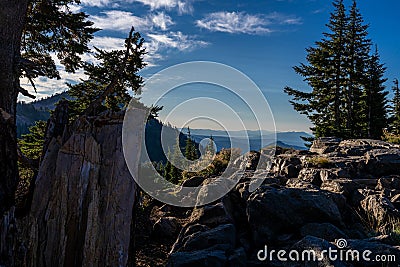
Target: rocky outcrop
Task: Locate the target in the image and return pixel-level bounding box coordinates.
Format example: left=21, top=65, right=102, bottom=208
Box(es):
left=23, top=107, right=145, bottom=267
left=166, top=138, right=400, bottom=266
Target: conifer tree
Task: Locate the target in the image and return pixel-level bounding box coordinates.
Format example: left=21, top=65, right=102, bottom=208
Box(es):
left=361, top=46, right=388, bottom=138
left=344, top=0, right=371, bottom=137
left=68, top=27, right=146, bottom=117
left=169, top=138, right=182, bottom=184
left=18, top=121, right=46, bottom=161
left=184, top=127, right=197, bottom=161
left=284, top=0, right=388, bottom=139
left=284, top=0, right=348, bottom=137
left=390, top=79, right=400, bottom=134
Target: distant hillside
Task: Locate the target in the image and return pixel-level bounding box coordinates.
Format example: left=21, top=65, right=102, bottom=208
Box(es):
left=16, top=93, right=312, bottom=153
left=190, top=130, right=312, bottom=151
left=16, top=93, right=189, bottom=163
left=16, top=92, right=70, bottom=137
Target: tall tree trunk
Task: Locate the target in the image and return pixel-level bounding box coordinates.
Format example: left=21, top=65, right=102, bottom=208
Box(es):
left=0, top=0, right=28, bottom=215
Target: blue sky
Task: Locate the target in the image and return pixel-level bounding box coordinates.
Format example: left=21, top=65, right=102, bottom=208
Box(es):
left=22, top=0, right=400, bottom=132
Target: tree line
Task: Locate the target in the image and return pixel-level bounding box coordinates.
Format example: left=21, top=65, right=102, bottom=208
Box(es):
left=285, top=0, right=400, bottom=141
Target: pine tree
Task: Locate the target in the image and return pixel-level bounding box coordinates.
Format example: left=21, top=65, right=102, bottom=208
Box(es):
left=169, top=138, right=182, bottom=184
left=390, top=79, right=400, bottom=134
left=284, top=0, right=348, bottom=138
left=361, top=46, right=388, bottom=138
left=184, top=127, right=197, bottom=161
left=18, top=121, right=46, bottom=161
left=344, top=0, right=371, bottom=137
left=284, top=0, right=387, bottom=139
left=68, top=27, right=146, bottom=117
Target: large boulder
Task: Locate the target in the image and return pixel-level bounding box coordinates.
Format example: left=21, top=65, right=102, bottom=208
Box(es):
left=167, top=246, right=246, bottom=267
left=26, top=110, right=145, bottom=267
left=167, top=249, right=228, bottom=267
left=189, top=202, right=233, bottom=227
left=247, top=187, right=343, bottom=244
left=365, top=149, right=400, bottom=176
left=287, top=236, right=347, bottom=267
left=359, top=195, right=400, bottom=232
left=171, top=224, right=236, bottom=253
left=310, top=137, right=342, bottom=154
left=300, top=223, right=348, bottom=241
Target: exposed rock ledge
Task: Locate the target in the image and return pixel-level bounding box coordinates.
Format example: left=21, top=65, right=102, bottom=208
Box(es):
left=22, top=106, right=145, bottom=267
left=164, top=138, right=400, bottom=267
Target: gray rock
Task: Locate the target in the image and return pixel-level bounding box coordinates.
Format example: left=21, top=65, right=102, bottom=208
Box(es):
left=300, top=223, right=348, bottom=241
left=310, top=137, right=342, bottom=154
left=287, top=236, right=347, bottom=267
left=189, top=202, right=232, bottom=227
left=321, top=179, right=361, bottom=197
left=320, top=168, right=351, bottom=182
left=247, top=187, right=343, bottom=244
left=360, top=195, right=400, bottom=232
left=153, top=217, right=180, bottom=238
left=297, top=168, right=322, bottom=186
left=181, top=176, right=206, bottom=187
left=365, top=148, right=400, bottom=176
left=227, top=247, right=247, bottom=267
left=174, top=224, right=236, bottom=253
left=26, top=110, right=145, bottom=267
left=167, top=248, right=228, bottom=267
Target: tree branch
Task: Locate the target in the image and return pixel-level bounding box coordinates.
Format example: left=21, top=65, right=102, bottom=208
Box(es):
left=19, top=87, right=36, bottom=99
left=83, top=27, right=135, bottom=116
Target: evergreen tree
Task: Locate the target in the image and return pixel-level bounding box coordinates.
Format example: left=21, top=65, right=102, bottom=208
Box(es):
left=284, top=0, right=387, bottom=139
left=68, top=27, right=146, bottom=117
left=344, top=0, right=371, bottom=137
left=184, top=127, right=197, bottom=161
left=390, top=79, right=400, bottom=134
left=18, top=121, right=46, bottom=161
left=361, top=46, right=388, bottom=138
left=169, top=138, right=182, bottom=184
left=284, top=0, right=348, bottom=137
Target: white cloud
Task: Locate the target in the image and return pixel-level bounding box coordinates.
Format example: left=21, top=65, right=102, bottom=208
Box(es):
left=80, top=0, right=113, bottom=7
left=19, top=54, right=87, bottom=102
left=90, top=10, right=174, bottom=32
left=196, top=11, right=302, bottom=35
left=132, top=0, right=193, bottom=14
left=196, top=12, right=272, bottom=35
left=79, top=0, right=194, bottom=14
left=147, top=31, right=208, bottom=52
left=264, top=12, right=302, bottom=25
left=91, top=10, right=150, bottom=32
left=150, top=12, right=175, bottom=31
left=90, top=36, right=126, bottom=51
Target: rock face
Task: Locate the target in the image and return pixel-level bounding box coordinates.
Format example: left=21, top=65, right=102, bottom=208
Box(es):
left=166, top=138, right=400, bottom=266
left=24, top=108, right=145, bottom=266
left=247, top=187, right=343, bottom=244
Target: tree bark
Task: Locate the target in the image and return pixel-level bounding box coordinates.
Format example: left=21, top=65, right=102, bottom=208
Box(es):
left=0, top=0, right=28, bottom=215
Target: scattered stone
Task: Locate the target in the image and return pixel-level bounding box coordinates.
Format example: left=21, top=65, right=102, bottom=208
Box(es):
left=300, top=223, right=348, bottom=241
